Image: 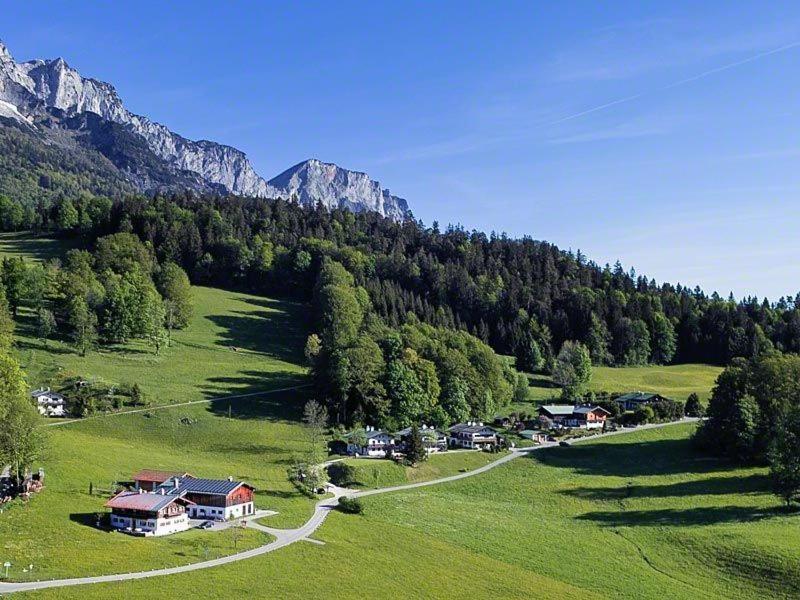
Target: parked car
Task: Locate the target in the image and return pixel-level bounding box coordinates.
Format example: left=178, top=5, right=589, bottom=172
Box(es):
left=198, top=520, right=214, bottom=529
left=559, top=441, right=570, bottom=447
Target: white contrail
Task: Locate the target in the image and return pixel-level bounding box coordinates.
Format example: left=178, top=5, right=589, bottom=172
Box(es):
left=548, top=40, right=800, bottom=127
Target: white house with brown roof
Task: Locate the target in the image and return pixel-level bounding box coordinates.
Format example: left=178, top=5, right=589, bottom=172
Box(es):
left=105, top=490, right=193, bottom=536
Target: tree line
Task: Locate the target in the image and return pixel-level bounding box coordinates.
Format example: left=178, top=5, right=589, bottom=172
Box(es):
left=306, top=258, right=522, bottom=428
left=0, top=288, right=42, bottom=485
left=0, top=232, right=193, bottom=356
left=695, top=352, right=800, bottom=507
left=3, top=192, right=798, bottom=372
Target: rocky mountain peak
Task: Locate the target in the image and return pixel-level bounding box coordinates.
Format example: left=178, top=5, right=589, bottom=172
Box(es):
left=0, top=41, right=410, bottom=219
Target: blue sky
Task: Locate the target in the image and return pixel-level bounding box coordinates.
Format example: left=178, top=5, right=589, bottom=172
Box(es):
left=4, top=1, right=800, bottom=299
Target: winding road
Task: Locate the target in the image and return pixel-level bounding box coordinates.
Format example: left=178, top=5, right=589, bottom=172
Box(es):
left=0, top=418, right=697, bottom=595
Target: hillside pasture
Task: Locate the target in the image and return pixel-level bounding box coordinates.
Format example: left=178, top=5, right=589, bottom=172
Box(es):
left=24, top=423, right=800, bottom=599
left=521, top=363, right=722, bottom=407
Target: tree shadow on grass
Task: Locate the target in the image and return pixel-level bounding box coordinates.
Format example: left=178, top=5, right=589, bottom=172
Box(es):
left=576, top=505, right=782, bottom=527
left=531, top=438, right=741, bottom=478
left=68, top=512, right=105, bottom=529
left=203, top=371, right=310, bottom=422
left=562, top=473, right=771, bottom=502
left=529, top=376, right=560, bottom=389
left=205, top=296, right=309, bottom=364
left=15, top=339, right=75, bottom=355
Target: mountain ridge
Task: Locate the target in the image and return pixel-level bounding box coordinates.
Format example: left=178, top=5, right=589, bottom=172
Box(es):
left=0, top=40, right=409, bottom=218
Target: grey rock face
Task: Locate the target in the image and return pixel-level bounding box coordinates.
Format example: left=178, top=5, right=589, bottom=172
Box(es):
left=269, top=159, right=409, bottom=220
left=0, top=41, right=409, bottom=218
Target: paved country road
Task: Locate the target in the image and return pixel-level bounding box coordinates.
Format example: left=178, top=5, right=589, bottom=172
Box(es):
left=0, top=418, right=697, bottom=595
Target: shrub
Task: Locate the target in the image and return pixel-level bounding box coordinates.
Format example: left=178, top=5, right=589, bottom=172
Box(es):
left=327, top=463, right=357, bottom=487
left=338, top=496, right=363, bottom=514
left=632, top=405, right=655, bottom=425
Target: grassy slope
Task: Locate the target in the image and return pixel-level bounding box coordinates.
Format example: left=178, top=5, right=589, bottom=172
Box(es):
left=15, top=285, right=309, bottom=406
left=522, top=363, right=722, bottom=407
left=0, top=282, right=317, bottom=582
left=340, top=451, right=501, bottom=488
left=30, top=424, right=800, bottom=600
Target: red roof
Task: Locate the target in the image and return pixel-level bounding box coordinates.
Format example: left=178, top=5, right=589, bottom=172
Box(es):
left=105, top=491, right=193, bottom=512
left=132, top=469, right=192, bottom=483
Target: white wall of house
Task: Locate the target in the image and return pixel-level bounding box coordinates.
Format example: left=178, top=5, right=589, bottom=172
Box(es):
left=188, top=501, right=254, bottom=520
left=109, top=513, right=190, bottom=536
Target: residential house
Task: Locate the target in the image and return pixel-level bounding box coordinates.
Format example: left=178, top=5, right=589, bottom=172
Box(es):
left=447, top=422, right=498, bottom=449
left=105, top=490, right=193, bottom=537
left=155, top=476, right=256, bottom=520
left=396, top=425, right=447, bottom=454
left=537, top=405, right=611, bottom=430
left=108, top=470, right=256, bottom=535
left=519, top=430, right=550, bottom=444
left=537, top=405, right=575, bottom=424
left=614, top=392, right=669, bottom=411
left=133, top=469, right=192, bottom=492
left=346, top=427, right=395, bottom=457
left=30, top=388, right=67, bottom=417
left=571, top=406, right=611, bottom=429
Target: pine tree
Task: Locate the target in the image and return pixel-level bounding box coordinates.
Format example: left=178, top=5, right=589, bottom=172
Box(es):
left=405, top=424, right=427, bottom=466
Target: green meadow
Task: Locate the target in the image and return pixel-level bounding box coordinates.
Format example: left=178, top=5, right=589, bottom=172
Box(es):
left=340, top=451, right=500, bottom=489
left=15, top=285, right=309, bottom=408
left=6, top=232, right=788, bottom=599
left=24, top=423, right=800, bottom=600
left=521, top=363, right=722, bottom=407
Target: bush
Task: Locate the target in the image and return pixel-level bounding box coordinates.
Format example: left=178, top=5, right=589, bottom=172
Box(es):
left=685, top=393, right=704, bottom=417
left=632, top=405, right=655, bottom=425
left=338, top=496, right=363, bottom=514
left=327, top=463, right=357, bottom=487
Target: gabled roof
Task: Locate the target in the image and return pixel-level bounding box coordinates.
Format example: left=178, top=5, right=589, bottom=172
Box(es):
left=105, top=491, right=193, bottom=512
left=346, top=430, right=392, bottom=441
left=158, top=477, right=254, bottom=497
left=133, top=469, right=191, bottom=483
left=615, top=392, right=666, bottom=403
left=396, top=426, right=445, bottom=437
left=538, top=405, right=576, bottom=416
left=573, top=405, right=611, bottom=416
left=448, top=423, right=497, bottom=434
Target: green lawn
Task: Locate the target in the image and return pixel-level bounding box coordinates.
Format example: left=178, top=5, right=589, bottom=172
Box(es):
left=15, top=285, right=309, bottom=407
left=339, top=450, right=501, bottom=489
left=521, top=363, right=722, bottom=407
left=0, top=231, right=81, bottom=264
left=0, top=281, right=320, bottom=583
left=26, top=424, right=800, bottom=599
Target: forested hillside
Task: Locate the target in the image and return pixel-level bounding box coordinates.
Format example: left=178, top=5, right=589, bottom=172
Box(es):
left=0, top=120, right=134, bottom=206
left=3, top=192, right=796, bottom=371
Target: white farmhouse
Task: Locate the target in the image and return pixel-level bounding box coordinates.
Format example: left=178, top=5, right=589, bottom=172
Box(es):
left=30, top=388, right=67, bottom=417
left=346, top=426, right=395, bottom=457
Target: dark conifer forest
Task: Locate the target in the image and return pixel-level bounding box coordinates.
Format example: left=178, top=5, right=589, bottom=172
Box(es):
left=4, top=191, right=795, bottom=372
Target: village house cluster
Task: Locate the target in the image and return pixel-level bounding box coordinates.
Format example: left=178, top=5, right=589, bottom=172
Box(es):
left=342, top=422, right=502, bottom=458
left=104, top=470, right=255, bottom=537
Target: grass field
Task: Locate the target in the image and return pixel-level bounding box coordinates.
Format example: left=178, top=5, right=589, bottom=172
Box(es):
left=1, top=264, right=319, bottom=582
left=521, top=363, right=722, bottom=408
left=0, top=231, right=81, bottom=264
left=3, top=233, right=767, bottom=599
left=25, top=423, right=800, bottom=600
left=339, top=451, right=501, bottom=488
left=14, top=285, right=309, bottom=408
